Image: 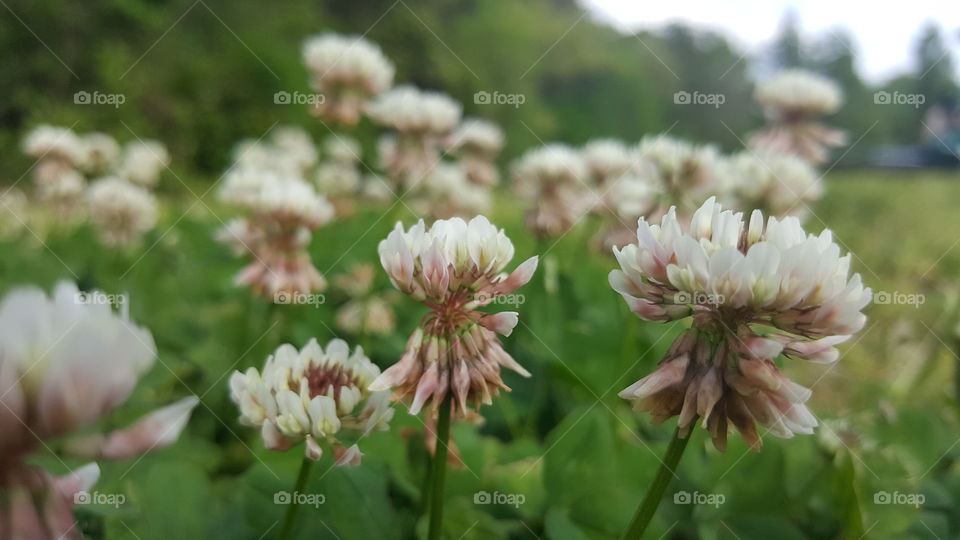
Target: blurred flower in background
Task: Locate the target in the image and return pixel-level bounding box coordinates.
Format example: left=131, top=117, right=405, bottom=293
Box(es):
left=445, top=118, right=505, bottom=187
left=217, top=165, right=334, bottom=297
left=369, top=85, right=462, bottom=185
left=333, top=263, right=397, bottom=337
left=302, top=33, right=395, bottom=126
left=750, top=69, right=847, bottom=165
left=87, top=176, right=158, bottom=246
left=722, top=149, right=823, bottom=220
left=512, top=143, right=590, bottom=238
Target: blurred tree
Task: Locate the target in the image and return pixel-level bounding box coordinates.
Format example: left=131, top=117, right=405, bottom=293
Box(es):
left=770, top=9, right=805, bottom=69
left=913, top=22, right=959, bottom=110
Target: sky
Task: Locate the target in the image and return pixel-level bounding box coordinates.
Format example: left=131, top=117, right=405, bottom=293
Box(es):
left=582, top=0, right=960, bottom=83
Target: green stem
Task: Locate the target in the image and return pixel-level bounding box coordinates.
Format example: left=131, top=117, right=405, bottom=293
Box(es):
left=622, top=425, right=691, bottom=540
left=278, top=455, right=314, bottom=540
left=427, top=397, right=453, bottom=540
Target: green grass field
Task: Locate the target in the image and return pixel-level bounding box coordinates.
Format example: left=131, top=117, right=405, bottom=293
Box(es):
left=4, top=168, right=960, bottom=539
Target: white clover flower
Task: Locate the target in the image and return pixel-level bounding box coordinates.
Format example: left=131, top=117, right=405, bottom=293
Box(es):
left=755, top=69, right=843, bottom=117
left=22, top=125, right=86, bottom=166
left=0, top=281, right=198, bottom=461
left=608, top=172, right=661, bottom=224
left=635, top=135, right=724, bottom=213
left=323, top=134, right=362, bottom=163
left=116, top=140, right=169, bottom=187
left=230, top=338, right=394, bottom=463
left=583, top=138, right=634, bottom=185
left=751, top=70, right=847, bottom=164
left=723, top=150, right=823, bottom=219
left=218, top=170, right=333, bottom=296
left=446, top=118, right=504, bottom=186
left=232, top=127, right=317, bottom=177
left=87, top=176, right=158, bottom=246
left=512, top=143, right=589, bottom=237
left=316, top=162, right=361, bottom=196
left=35, top=167, right=87, bottom=221
left=446, top=118, right=504, bottom=157
left=373, top=216, right=538, bottom=418
left=610, top=197, right=871, bottom=451
left=302, top=33, right=395, bottom=125
left=219, top=169, right=333, bottom=229
left=271, top=126, right=319, bottom=171
left=414, top=162, right=491, bottom=219
left=79, top=132, right=120, bottom=175
left=367, top=85, right=462, bottom=135
left=361, top=173, right=394, bottom=202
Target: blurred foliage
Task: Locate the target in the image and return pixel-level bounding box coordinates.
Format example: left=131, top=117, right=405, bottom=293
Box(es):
left=3, top=1, right=960, bottom=539
left=2, top=0, right=957, bottom=179
left=6, top=171, right=960, bottom=539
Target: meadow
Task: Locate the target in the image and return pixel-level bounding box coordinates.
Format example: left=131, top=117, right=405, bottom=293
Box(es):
left=4, top=167, right=959, bottom=539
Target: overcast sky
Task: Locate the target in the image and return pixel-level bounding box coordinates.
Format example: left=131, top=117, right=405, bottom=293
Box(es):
left=582, top=0, right=960, bottom=83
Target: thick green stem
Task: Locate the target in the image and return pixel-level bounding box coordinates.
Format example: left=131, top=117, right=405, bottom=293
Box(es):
left=278, top=455, right=314, bottom=540
left=427, top=397, right=453, bottom=540
left=622, top=425, right=691, bottom=540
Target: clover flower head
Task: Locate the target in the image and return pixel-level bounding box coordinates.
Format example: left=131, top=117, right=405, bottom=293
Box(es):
left=302, top=33, right=395, bottom=125
left=323, top=134, right=362, bottom=164
left=372, top=216, right=538, bottom=418
left=446, top=118, right=504, bottom=157
left=583, top=138, right=634, bottom=184
left=367, top=85, right=462, bottom=135
left=755, top=69, right=843, bottom=117
left=87, top=176, right=158, bottom=246
left=302, top=33, right=395, bottom=94
left=116, top=140, right=170, bottom=188
left=610, top=197, right=871, bottom=451
left=0, top=281, right=198, bottom=462
left=230, top=338, right=394, bottom=463
left=22, top=125, right=86, bottom=166
left=512, top=143, right=589, bottom=237
left=723, top=150, right=822, bottom=219
left=414, top=162, right=492, bottom=219
left=79, top=132, right=120, bottom=175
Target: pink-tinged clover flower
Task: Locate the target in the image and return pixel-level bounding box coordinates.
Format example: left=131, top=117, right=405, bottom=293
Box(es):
left=610, top=197, right=871, bottom=451
left=371, top=216, right=538, bottom=419
left=0, top=282, right=199, bottom=537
